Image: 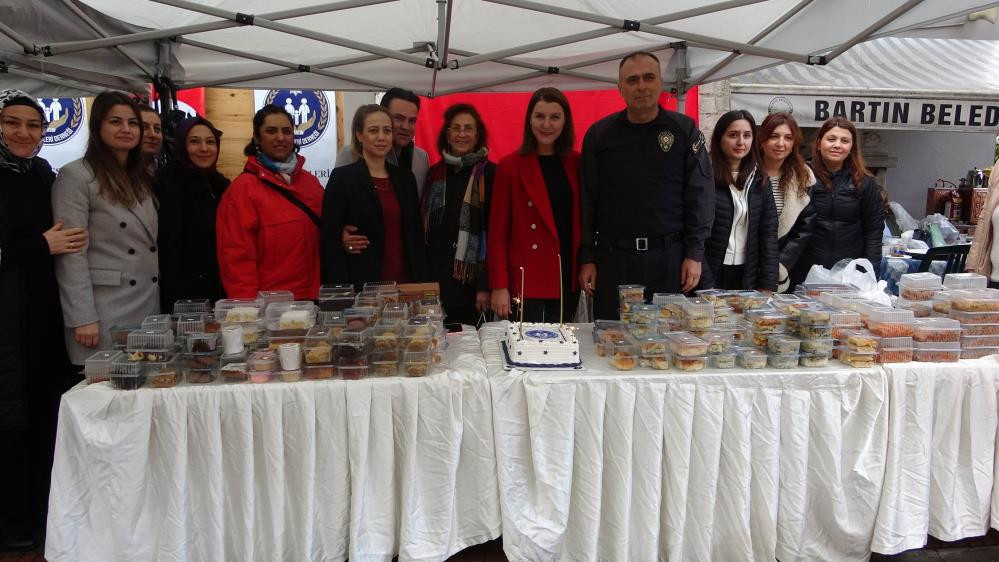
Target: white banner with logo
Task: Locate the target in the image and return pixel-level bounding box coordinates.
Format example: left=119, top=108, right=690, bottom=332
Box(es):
left=36, top=97, right=88, bottom=173
left=253, top=89, right=337, bottom=186
left=731, top=91, right=999, bottom=132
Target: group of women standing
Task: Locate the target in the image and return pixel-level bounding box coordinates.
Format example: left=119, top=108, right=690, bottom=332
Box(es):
left=700, top=109, right=885, bottom=294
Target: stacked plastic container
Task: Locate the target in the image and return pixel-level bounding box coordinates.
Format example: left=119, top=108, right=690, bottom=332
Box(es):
left=947, top=288, right=999, bottom=358
left=84, top=350, right=120, bottom=384
left=667, top=332, right=708, bottom=372
left=216, top=298, right=265, bottom=348
left=896, top=272, right=943, bottom=318
left=318, top=284, right=356, bottom=312
left=911, top=318, right=962, bottom=362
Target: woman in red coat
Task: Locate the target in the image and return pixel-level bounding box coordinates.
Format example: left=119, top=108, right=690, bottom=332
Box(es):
left=216, top=105, right=324, bottom=300
left=489, top=87, right=581, bottom=322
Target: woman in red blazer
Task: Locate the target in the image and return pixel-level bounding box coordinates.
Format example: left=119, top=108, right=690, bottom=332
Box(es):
left=489, top=87, right=581, bottom=322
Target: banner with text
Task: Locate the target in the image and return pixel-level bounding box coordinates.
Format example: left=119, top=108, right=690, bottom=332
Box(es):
left=731, top=92, right=999, bottom=132
left=253, top=89, right=337, bottom=186
left=36, top=97, right=88, bottom=173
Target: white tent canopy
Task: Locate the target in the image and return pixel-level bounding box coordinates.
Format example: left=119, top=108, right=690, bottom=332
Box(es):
left=731, top=36, right=999, bottom=131
left=2, top=0, right=998, bottom=97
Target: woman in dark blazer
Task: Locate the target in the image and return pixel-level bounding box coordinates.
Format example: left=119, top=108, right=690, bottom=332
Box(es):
left=790, top=116, right=884, bottom=285
left=321, top=104, right=428, bottom=289
left=489, top=87, right=581, bottom=322
left=700, top=109, right=778, bottom=292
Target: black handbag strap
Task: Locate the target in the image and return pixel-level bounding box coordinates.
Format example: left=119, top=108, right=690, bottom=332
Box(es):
left=242, top=167, right=321, bottom=228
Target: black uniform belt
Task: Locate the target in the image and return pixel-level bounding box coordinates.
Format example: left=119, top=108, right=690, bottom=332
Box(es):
left=597, top=232, right=681, bottom=251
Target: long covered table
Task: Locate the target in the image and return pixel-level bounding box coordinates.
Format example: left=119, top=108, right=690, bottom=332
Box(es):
left=45, top=329, right=501, bottom=562
left=483, top=324, right=890, bottom=562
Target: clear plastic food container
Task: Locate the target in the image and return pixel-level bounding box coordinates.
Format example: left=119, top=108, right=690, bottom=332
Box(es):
left=876, top=337, right=913, bottom=363
left=943, top=272, right=988, bottom=290
left=222, top=320, right=263, bottom=346
left=710, top=352, right=736, bottom=369
left=637, top=354, right=671, bottom=370
left=618, top=284, right=645, bottom=303
left=371, top=353, right=400, bottom=377
left=338, top=360, right=369, bottom=380
left=381, top=302, right=410, bottom=322
left=304, top=363, right=335, bottom=380
left=125, top=329, right=175, bottom=360
left=265, top=301, right=318, bottom=331
left=636, top=335, right=668, bottom=356
left=630, top=304, right=660, bottom=326
left=318, top=295, right=355, bottom=312
left=175, top=314, right=206, bottom=336
left=185, top=366, right=217, bottom=384
left=84, top=350, right=121, bottom=384
left=713, top=307, right=735, bottom=324
left=372, top=326, right=403, bottom=352
left=950, top=289, right=999, bottom=313
left=248, top=370, right=275, bottom=384
left=747, top=328, right=773, bottom=348
left=913, top=346, right=961, bottom=362
left=403, top=350, right=431, bottom=377
left=898, top=284, right=942, bottom=301
left=173, top=298, right=211, bottom=314
left=247, top=350, right=278, bottom=372
left=737, top=348, right=767, bottom=369
left=147, top=356, right=180, bottom=388
left=185, top=332, right=219, bottom=353
left=344, top=307, right=378, bottom=329
left=335, top=341, right=369, bottom=366
left=767, top=353, right=800, bottom=369
left=319, top=283, right=355, bottom=297
left=800, top=338, right=834, bottom=354
left=911, top=318, right=961, bottom=342
left=895, top=300, right=932, bottom=318
left=626, top=323, right=657, bottom=338
left=948, top=309, right=999, bottom=325
left=840, top=349, right=877, bottom=368
left=674, top=355, right=706, bottom=372
left=746, top=309, right=789, bottom=334
left=767, top=334, right=802, bottom=355
left=141, top=314, right=173, bottom=331
left=961, top=347, right=999, bottom=360
left=702, top=332, right=733, bottom=354
left=798, top=324, right=833, bottom=339
left=795, top=282, right=858, bottom=297
left=257, top=290, right=294, bottom=306
left=364, top=280, right=398, bottom=293
left=110, top=358, right=145, bottom=390
left=799, top=352, right=831, bottom=367
left=666, top=333, right=708, bottom=357
left=841, top=330, right=879, bottom=352
left=961, top=323, right=999, bottom=336
left=899, top=272, right=943, bottom=288
left=866, top=308, right=915, bottom=337
left=962, top=334, right=999, bottom=347
left=109, top=323, right=140, bottom=350
left=215, top=298, right=263, bottom=322
left=266, top=334, right=306, bottom=352
left=797, top=306, right=833, bottom=326
left=220, top=361, right=247, bottom=382
left=279, top=369, right=302, bottom=382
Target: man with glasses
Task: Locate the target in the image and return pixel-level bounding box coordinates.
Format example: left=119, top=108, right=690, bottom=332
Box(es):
left=578, top=51, right=715, bottom=319
left=335, top=87, right=430, bottom=196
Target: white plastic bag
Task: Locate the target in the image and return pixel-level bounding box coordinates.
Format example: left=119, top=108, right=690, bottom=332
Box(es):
left=803, top=258, right=892, bottom=306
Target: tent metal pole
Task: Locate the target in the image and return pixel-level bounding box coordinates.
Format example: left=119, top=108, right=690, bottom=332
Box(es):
left=483, top=0, right=812, bottom=63
left=0, top=20, right=37, bottom=54
left=689, top=0, right=813, bottom=85
left=44, top=0, right=394, bottom=56
left=1, top=50, right=147, bottom=91
left=431, top=0, right=447, bottom=96
left=1, top=65, right=103, bottom=94
left=59, top=0, right=154, bottom=79
left=178, top=38, right=393, bottom=89
left=824, top=0, right=923, bottom=62
left=447, top=48, right=616, bottom=84
left=455, top=0, right=767, bottom=69
left=674, top=43, right=688, bottom=114
left=150, top=0, right=431, bottom=67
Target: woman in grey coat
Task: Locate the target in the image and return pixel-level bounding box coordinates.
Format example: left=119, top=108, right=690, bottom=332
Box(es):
left=52, top=91, right=159, bottom=365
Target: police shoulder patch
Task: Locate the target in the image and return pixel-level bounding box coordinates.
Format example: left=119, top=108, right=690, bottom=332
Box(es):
left=692, top=132, right=706, bottom=154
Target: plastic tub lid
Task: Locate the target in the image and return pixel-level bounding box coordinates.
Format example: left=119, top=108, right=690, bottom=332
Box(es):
left=877, top=336, right=913, bottom=349
left=867, top=308, right=915, bottom=323
left=319, top=283, right=355, bottom=297
left=651, top=293, right=687, bottom=306
left=915, top=340, right=961, bottom=349
left=141, top=314, right=172, bottom=330
left=363, top=280, right=399, bottom=292
left=912, top=317, right=961, bottom=331
left=829, top=311, right=862, bottom=326
left=898, top=272, right=944, bottom=288
left=173, top=298, right=211, bottom=314
left=84, top=350, right=122, bottom=374
left=126, top=328, right=174, bottom=350
left=943, top=272, right=988, bottom=290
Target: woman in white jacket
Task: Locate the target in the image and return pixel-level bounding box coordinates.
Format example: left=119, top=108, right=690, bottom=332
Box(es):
left=757, top=112, right=817, bottom=292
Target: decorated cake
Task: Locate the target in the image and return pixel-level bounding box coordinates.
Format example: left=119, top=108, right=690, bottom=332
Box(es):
left=503, top=321, right=581, bottom=368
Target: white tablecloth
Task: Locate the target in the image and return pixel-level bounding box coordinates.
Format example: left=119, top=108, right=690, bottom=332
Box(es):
left=483, top=323, right=889, bottom=562
left=872, top=358, right=999, bottom=554
left=45, top=329, right=501, bottom=562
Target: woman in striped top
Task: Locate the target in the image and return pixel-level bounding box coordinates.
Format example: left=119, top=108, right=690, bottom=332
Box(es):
left=758, top=112, right=816, bottom=292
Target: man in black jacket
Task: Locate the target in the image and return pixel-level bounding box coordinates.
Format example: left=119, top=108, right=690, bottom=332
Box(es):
left=578, top=52, right=715, bottom=319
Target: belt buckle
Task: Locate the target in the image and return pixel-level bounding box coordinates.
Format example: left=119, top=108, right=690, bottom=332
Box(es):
left=635, top=237, right=649, bottom=251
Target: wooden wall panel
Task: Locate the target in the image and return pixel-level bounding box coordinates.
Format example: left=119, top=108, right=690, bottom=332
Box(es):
left=205, top=88, right=254, bottom=180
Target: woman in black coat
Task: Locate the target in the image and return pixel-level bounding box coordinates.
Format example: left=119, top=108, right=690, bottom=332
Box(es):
left=0, top=90, right=85, bottom=549
left=321, top=105, right=428, bottom=289
left=757, top=112, right=817, bottom=292
left=156, top=116, right=229, bottom=312
left=790, top=117, right=884, bottom=284
left=700, top=110, right=778, bottom=292
left=422, top=104, right=496, bottom=327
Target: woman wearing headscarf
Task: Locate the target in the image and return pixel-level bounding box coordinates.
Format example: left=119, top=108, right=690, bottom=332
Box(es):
left=422, top=103, right=496, bottom=327
left=156, top=116, right=229, bottom=312
left=0, top=90, right=84, bottom=549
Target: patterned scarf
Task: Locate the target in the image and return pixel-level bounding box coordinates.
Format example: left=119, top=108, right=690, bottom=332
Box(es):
left=423, top=147, right=488, bottom=283
left=256, top=150, right=298, bottom=183
left=0, top=89, right=47, bottom=174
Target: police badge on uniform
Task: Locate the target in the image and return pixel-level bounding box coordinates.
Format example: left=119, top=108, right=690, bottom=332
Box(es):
left=658, top=131, right=674, bottom=152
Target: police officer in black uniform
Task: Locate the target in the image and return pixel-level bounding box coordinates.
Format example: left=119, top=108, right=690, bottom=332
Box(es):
left=578, top=51, right=715, bottom=319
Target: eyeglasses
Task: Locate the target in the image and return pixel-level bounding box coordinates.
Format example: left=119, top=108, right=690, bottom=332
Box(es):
left=448, top=125, right=477, bottom=134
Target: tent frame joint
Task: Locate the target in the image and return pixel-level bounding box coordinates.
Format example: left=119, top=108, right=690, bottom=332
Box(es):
left=807, top=54, right=827, bottom=65
left=0, top=61, right=7, bottom=73
left=298, top=64, right=310, bottom=72
left=235, top=12, right=255, bottom=25
left=622, top=19, right=641, bottom=31
left=547, top=66, right=559, bottom=74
